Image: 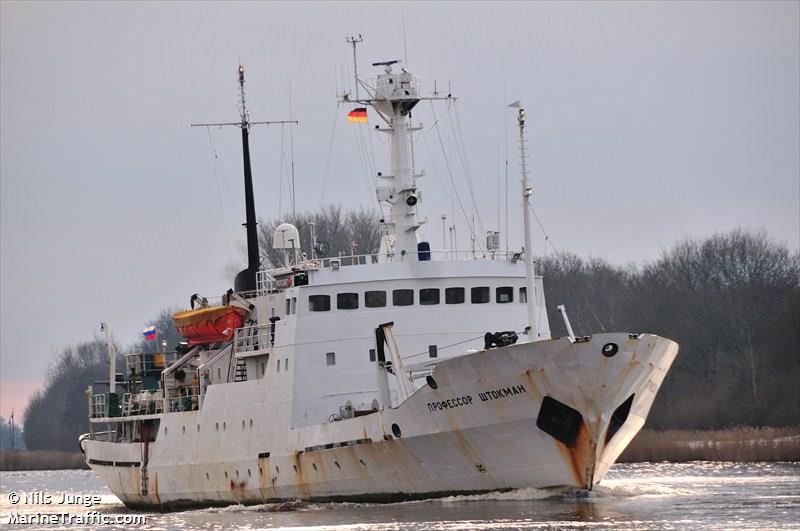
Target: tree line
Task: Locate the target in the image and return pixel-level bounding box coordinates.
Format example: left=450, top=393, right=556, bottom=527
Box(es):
left=21, top=208, right=799, bottom=450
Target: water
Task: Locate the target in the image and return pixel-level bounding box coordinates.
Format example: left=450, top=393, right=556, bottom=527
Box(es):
left=1, top=462, right=798, bottom=530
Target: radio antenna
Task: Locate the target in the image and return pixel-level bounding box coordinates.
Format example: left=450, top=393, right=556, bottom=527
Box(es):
left=346, top=34, right=363, bottom=100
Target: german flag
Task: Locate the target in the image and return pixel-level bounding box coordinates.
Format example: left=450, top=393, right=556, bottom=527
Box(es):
left=347, top=107, right=368, bottom=123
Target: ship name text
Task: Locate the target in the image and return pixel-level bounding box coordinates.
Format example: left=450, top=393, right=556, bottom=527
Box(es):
left=426, top=385, right=528, bottom=413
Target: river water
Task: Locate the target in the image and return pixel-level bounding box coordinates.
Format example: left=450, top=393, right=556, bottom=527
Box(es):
left=1, top=462, right=797, bottom=530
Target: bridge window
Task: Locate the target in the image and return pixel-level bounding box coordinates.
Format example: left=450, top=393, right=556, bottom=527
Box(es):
left=285, top=298, right=291, bottom=314
left=471, top=287, right=490, bottom=304
left=445, top=287, right=465, bottom=304
left=497, top=286, right=514, bottom=303
left=337, top=292, right=359, bottom=310
left=326, top=352, right=336, bottom=366
left=520, top=287, right=527, bottom=303
left=309, top=295, right=331, bottom=312
left=420, top=288, right=440, bottom=305
left=365, top=290, right=387, bottom=308
left=429, top=345, right=438, bottom=358
left=393, top=289, right=414, bottom=306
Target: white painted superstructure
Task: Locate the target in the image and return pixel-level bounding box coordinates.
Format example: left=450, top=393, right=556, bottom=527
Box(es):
left=81, top=54, right=678, bottom=510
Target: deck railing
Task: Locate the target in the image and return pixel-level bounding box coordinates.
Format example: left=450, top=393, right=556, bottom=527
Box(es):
left=234, top=323, right=272, bottom=355
left=89, top=393, right=107, bottom=419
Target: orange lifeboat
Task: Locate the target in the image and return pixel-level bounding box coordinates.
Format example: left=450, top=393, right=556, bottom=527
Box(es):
left=172, top=306, right=249, bottom=346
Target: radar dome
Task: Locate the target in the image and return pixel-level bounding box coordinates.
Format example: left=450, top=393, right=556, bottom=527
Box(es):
left=273, top=223, right=301, bottom=250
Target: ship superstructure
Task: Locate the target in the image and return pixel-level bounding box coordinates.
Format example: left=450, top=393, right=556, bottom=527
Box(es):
left=81, top=50, right=677, bottom=510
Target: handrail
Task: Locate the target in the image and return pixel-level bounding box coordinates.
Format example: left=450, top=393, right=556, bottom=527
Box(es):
left=281, top=250, right=525, bottom=272
left=233, top=324, right=272, bottom=355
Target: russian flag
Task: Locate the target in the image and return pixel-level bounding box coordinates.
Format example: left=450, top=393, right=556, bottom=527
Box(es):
left=142, top=326, right=157, bottom=341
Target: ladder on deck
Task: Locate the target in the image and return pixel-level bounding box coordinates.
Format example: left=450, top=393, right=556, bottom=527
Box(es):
left=234, top=358, right=248, bottom=382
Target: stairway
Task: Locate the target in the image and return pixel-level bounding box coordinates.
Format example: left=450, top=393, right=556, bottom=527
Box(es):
left=234, top=358, right=248, bottom=382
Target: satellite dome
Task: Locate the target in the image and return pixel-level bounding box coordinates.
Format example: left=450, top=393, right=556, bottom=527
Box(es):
left=273, top=223, right=301, bottom=250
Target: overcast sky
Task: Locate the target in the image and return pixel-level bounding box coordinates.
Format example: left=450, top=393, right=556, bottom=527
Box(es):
left=1, top=1, right=798, bottom=421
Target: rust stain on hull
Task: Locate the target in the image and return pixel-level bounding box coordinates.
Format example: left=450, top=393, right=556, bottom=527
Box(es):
left=555, top=421, right=595, bottom=488
left=152, top=472, right=161, bottom=506
left=293, top=452, right=312, bottom=499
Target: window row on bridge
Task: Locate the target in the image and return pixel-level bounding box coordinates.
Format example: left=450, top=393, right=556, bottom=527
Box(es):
left=308, top=286, right=526, bottom=312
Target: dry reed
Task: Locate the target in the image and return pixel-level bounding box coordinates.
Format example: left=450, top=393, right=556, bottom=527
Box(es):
left=0, top=450, right=88, bottom=471
left=619, top=426, right=800, bottom=462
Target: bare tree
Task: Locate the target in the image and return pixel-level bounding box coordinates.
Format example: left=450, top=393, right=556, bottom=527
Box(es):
left=258, top=205, right=381, bottom=268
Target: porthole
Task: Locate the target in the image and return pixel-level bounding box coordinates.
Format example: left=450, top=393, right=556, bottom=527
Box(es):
left=182, top=425, right=186, bottom=435
left=602, top=343, right=619, bottom=357
left=312, top=463, right=317, bottom=471
left=426, top=375, right=438, bottom=389
left=164, top=427, right=168, bottom=436
left=249, top=419, right=253, bottom=428
left=334, top=460, right=341, bottom=469
left=206, top=472, right=210, bottom=480
left=275, top=466, right=280, bottom=474
left=215, top=422, right=219, bottom=432
left=258, top=466, right=263, bottom=475
left=224, top=471, right=228, bottom=479
left=293, top=464, right=298, bottom=472
left=248, top=468, right=252, bottom=477
left=236, top=469, right=240, bottom=479
left=391, top=423, right=402, bottom=438
left=242, top=419, right=245, bottom=430
left=197, top=424, right=200, bottom=433
left=359, top=459, right=367, bottom=467
left=223, top=421, right=227, bottom=430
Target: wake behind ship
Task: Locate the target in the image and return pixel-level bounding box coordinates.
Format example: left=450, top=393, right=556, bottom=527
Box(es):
left=80, top=46, right=678, bottom=510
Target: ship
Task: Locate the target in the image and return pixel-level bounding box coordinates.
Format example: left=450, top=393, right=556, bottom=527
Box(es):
left=80, top=46, right=678, bottom=511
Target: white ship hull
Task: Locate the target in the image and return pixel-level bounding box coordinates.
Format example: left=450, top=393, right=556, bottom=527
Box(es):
left=82, top=332, right=677, bottom=510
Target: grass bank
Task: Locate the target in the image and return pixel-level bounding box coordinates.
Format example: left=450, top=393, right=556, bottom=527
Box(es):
left=0, top=450, right=88, bottom=471
left=620, top=426, right=800, bottom=462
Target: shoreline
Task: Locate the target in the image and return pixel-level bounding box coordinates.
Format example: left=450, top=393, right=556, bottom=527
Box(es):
left=1, top=426, right=797, bottom=472
left=0, top=450, right=88, bottom=472
left=619, top=426, right=799, bottom=462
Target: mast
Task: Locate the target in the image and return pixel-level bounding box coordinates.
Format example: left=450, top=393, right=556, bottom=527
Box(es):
left=516, top=106, right=540, bottom=339
left=192, top=65, right=298, bottom=292
left=346, top=35, right=363, bottom=100
left=238, top=65, right=260, bottom=290
left=370, top=61, right=423, bottom=259
left=340, top=40, right=452, bottom=261
left=100, top=321, right=117, bottom=394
